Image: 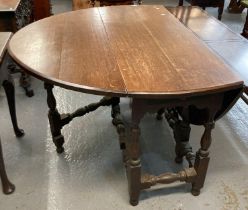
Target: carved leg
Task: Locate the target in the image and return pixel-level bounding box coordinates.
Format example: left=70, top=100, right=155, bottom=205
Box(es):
left=173, top=121, right=193, bottom=165
left=191, top=122, right=214, bottom=196
left=0, top=137, right=15, bottom=194
left=156, top=108, right=165, bottom=120
left=127, top=124, right=141, bottom=206
left=2, top=80, right=24, bottom=137
left=44, top=83, right=64, bottom=153
left=164, top=109, right=194, bottom=166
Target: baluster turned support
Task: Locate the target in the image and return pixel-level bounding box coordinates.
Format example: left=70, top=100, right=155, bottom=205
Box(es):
left=191, top=121, right=214, bottom=196
left=44, top=83, right=65, bottom=153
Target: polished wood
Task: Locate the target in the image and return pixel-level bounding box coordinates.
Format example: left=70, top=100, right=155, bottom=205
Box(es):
left=8, top=6, right=244, bottom=205
left=0, top=32, right=24, bottom=195
left=179, top=0, right=224, bottom=20
left=9, top=6, right=242, bottom=98
left=33, top=0, right=52, bottom=20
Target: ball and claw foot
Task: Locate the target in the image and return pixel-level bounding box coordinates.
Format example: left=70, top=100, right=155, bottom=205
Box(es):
left=130, top=199, right=139, bottom=206
left=3, top=182, right=15, bottom=195
left=15, top=129, right=25, bottom=138
left=191, top=188, right=200, bottom=196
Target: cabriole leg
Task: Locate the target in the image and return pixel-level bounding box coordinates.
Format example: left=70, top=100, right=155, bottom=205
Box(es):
left=2, top=79, right=24, bottom=137
left=0, top=137, right=15, bottom=194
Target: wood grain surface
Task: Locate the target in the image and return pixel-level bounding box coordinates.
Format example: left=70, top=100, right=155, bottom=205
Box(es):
left=0, top=0, right=20, bottom=11
left=8, top=5, right=243, bottom=98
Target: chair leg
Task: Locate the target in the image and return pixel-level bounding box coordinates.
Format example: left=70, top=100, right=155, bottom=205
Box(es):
left=0, top=137, right=15, bottom=194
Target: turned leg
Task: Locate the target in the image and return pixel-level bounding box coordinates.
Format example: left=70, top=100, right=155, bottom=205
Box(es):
left=44, top=83, right=64, bottom=153
left=0, top=137, right=15, bottom=194
left=127, top=124, right=141, bottom=206
left=111, top=97, right=127, bottom=163
left=191, top=122, right=214, bottom=196
left=173, top=121, right=193, bottom=165
left=2, top=80, right=24, bottom=137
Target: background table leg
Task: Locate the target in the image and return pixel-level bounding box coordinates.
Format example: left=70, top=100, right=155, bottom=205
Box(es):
left=0, top=137, right=15, bottom=194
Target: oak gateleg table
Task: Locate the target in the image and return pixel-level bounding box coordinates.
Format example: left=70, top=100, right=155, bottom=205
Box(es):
left=8, top=5, right=243, bottom=205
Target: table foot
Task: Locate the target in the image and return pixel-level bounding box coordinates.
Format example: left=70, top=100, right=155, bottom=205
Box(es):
left=191, top=188, right=200, bottom=196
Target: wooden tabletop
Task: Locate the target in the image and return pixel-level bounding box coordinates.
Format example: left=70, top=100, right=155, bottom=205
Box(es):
left=0, top=0, right=20, bottom=11
left=8, top=5, right=243, bottom=98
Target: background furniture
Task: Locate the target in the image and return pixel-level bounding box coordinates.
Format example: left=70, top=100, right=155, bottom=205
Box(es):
left=0, top=32, right=24, bottom=194
left=227, top=0, right=245, bottom=13
left=241, top=0, right=248, bottom=38
left=33, top=0, right=52, bottom=20
left=72, top=0, right=140, bottom=9
left=0, top=0, right=34, bottom=97
left=8, top=6, right=243, bottom=205
left=179, top=0, right=224, bottom=20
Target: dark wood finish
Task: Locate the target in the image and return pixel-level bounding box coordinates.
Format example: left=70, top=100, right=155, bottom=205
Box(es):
left=0, top=137, right=15, bottom=194
left=178, top=0, right=224, bottom=20
left=0, top=0, right=34, bottom=97
left=227, top=0, right=245, bottom=13
left=241, top=1, right=248, bottom=39
left=33, top=0, right=51, bottom=20
left=0, top=32, right=24, bottom=195
left=8, top=6, right=244, bottom=205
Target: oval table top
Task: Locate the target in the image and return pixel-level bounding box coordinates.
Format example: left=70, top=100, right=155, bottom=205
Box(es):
left=8, top=5, right=243, bottom=98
